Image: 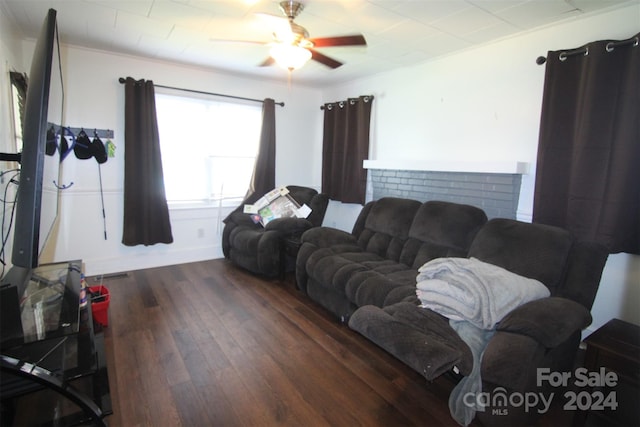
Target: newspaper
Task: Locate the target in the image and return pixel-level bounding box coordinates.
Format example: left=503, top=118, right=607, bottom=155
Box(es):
left=244, top=186, right=312, bottom=227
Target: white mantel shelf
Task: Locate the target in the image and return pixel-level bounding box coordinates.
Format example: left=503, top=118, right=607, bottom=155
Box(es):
left=363, top=160, right=529, bottom=174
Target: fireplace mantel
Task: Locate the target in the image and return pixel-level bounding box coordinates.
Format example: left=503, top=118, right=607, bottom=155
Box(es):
left=363, top=160, right=529, bottom=175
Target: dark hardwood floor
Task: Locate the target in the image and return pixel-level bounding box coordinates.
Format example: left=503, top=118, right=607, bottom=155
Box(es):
left=95, top=259, right=572, bottom=427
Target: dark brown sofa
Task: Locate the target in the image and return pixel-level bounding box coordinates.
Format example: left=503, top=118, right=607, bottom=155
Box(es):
left=295, top=197, right=608, bottom=426
left=223, top=185, right=329, bottom=277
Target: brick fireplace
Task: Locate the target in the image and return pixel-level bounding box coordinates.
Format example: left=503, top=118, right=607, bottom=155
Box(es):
left=364, top=160, right=528, bottom=220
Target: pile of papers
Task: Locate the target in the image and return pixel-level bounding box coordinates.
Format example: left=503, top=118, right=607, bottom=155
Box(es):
left=243, top=187, right=312, bottom=227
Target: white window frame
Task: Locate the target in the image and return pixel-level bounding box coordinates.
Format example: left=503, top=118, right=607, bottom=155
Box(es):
left=154, top=89, right=262, bottom=209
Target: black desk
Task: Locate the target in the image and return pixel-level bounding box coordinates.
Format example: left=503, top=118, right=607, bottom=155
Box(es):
left=1, top=261, right=111, bottom=426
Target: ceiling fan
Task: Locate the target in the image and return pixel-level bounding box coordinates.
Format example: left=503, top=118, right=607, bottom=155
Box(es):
left=216, top=1, right=367, bottom=71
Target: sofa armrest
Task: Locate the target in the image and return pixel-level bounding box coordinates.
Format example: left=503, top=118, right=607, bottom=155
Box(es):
left=265, top=217, right=313, bottom=234
left=301, top=226, right=359, bottom=248
left=497, top=297, right=592, bottom=348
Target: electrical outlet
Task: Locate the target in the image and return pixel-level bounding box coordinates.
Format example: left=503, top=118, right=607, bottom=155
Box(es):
left=197, top=228, right=205, bottom=238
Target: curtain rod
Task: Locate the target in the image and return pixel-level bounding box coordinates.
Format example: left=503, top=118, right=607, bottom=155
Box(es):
left=536, top=34, right=639, bottom=65
left=320, top=95, right=374, bottom=110
left=118, top=77, right=284, bottom=107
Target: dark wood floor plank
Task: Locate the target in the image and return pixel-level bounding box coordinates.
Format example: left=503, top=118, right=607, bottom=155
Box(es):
left=215, top=364, right=273, bottom=426
left=188, top=381, right=242, bottom=426
left=170, top=381, right=215, bottom=426
left=98, top=259, right=488, bottom=427
left=250, top=352, right=332, bottom=426
left=189, top=265, right=370, bottom=425
left=108, top=331, right=153, bottom=426
left=132, top=326, right=184, bottom=427
left=152, top=278, right=193, bottom=332
left=177, top=269, right=305, bottom=425
left=222, top=266, right=455, bottom=425
left=171, top=327, right=218, bottom=388
left=131, top=269, right=159, bottom=308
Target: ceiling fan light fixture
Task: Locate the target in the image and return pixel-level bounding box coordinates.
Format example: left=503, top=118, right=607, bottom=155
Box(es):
left=270, top=44, right=312, bottom=70
left=279, top=0, right=304, bottom=20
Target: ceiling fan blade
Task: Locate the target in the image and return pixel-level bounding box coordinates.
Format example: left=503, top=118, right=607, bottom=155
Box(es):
left=309, top=34, right=366, bottom=48
left=259, top=57, right=275, bottom=67
left=310, top=49, right=343, bottom=69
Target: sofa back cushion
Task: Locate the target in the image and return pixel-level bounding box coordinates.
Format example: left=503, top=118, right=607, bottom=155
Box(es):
left=356, top=198, right=422, bottom=261
left=468, top=219, right=573, bottom=295
left=401, top=201, right=488, bottom=268
left=287, top=185, right=317, bottom=205
left=287, top=185, right=329, bottom=227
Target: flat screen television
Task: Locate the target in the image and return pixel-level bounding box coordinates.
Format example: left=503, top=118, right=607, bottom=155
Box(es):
left=1, top=8, right=62, bottom=346
left=10, top=8, right=61, bottom=271
left=1, top=8, right=62, bottom=312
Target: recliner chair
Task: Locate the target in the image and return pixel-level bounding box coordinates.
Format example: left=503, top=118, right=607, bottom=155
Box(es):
left=222, top=185, right=329, bottom=277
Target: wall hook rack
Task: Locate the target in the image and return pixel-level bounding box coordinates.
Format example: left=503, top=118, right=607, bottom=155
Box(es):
left=48, top=123, right=114, bottom=140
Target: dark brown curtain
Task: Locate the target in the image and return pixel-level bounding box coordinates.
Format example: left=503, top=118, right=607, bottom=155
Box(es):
left=9, top=72, right=28, bottom=126
left=321, top=95, right=373, bottom=204
left=246, top=98, right=276, bottom=200
left=223, top=98, right=276, bottom=222
left=122, top=77, right=173, bottom=246
left=533, top=34, right=639, bottom=254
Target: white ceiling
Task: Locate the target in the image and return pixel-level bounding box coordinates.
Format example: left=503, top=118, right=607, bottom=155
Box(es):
left=2, top=0, right=636, bottom=86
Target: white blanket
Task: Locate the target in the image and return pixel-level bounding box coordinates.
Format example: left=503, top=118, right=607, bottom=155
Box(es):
left=416, top=257, right=550, bottom=330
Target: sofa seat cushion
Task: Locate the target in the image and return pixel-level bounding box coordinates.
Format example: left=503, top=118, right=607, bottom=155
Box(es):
left=349, top=302, right=473, bottom=380
left=229, top=226, right=268, bottom=254
left=346, top=266, right=418, bottom=308
left=228, top=226, right=281, bottom=274
left=305, top=247, right=419, bottom=309
left=306, top=250, right=369, bottom=290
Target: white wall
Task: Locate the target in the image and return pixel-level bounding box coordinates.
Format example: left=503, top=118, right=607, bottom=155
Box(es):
left=0, top=4, right=22, bottom=154
left=322, top=4, right=640, bottom=331
left=0, top=3, right=24, bottom=275
left=9, top=39, right=323, bottom=276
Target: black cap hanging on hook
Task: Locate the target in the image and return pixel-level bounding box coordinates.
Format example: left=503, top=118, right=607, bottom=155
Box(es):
left=91, top=131, right=108, bottom=164
left=74, top=129, right=93, bottom=159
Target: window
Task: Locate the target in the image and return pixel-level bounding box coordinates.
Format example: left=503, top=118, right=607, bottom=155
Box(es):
left=9, top=72, right=27, bottom=152
left=155, top=91, right=262, bottom=207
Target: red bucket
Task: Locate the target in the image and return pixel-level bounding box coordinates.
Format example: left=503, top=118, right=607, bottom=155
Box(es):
left=89, top=285, right=110, bottom=327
